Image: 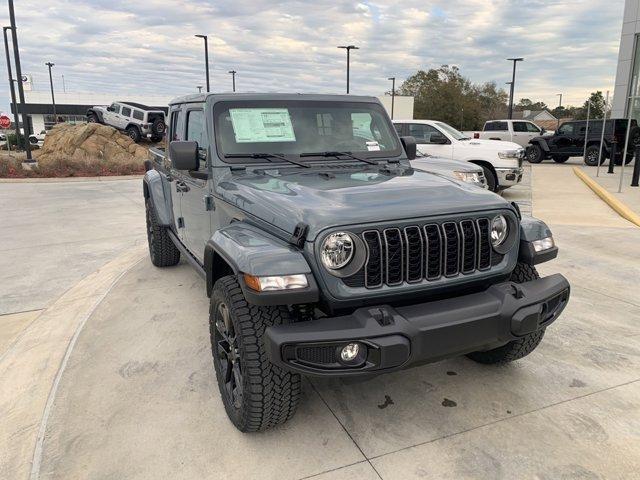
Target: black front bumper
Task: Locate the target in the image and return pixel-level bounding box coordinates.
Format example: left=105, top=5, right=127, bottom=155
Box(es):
left=265, top=274, right=570, bottom=377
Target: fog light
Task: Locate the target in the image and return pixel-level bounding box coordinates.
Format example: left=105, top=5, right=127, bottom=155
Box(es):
left=340, top=343, right=360, bottom=362
left=532, top=236, right=555, bottom=252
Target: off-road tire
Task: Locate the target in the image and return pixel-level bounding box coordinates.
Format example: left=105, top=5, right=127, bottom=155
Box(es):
left=552, top=155, right=569, bottom=163
left=151, top=118, right=166, bottom=137
left=145, top=198, right=180, bottom=267
left=526, top=144, right=544, bottom=163
left=126, top=125, right=141, bottom=143
left=150, top=134, right=163, bottom=143
left=584, top=145, right=605, bottom=166
left=87, top=112, right=99, bottom=123
left=466, top=263, right=545, bottom=364
left=210, top=276, right=302, bottom=432
left=480, top=165, right=498, bottom=192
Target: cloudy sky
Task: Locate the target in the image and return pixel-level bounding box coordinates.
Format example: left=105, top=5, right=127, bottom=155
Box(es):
left=0, top=0, right=626, bottom=116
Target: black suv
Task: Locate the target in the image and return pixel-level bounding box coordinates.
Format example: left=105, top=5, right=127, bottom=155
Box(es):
left=526, top=119, right=639, bottom=166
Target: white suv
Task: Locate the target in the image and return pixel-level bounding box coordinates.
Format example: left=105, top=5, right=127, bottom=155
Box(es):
left=394, top=119, right=524, bottom=192
left=87, top=101, right=166, bottom=143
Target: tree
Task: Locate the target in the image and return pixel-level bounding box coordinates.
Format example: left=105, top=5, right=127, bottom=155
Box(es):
left=515, top=98, right=548, bottom=111
left=396, top=65, right=508, bottom=130
left=575, top=91, right=607, bottom=120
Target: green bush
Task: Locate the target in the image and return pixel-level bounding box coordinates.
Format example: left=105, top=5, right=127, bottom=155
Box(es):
left=5, top=133, right=26, bottom=149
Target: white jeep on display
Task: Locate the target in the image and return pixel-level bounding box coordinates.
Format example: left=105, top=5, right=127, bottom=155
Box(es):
left=86, top=101, right=166, bottom=143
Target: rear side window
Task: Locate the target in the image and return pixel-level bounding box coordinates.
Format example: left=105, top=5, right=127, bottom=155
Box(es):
left=132, top=110, right=144, bottom=121
left=121, top=106, right=132, bottom=117
left=512, top=122, right=528, bottom=132
left=170, top=109, right=184, bottom=141
left=485, top=121, right=508, bottom=131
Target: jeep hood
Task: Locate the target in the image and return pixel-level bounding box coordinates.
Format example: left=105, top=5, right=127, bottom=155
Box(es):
left=218, top=165, right=510, bottom=240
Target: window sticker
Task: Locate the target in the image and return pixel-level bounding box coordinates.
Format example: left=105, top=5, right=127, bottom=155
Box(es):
left=229, top=108, right=296, bottom=143
left=366, top=141, right=381, bottom=151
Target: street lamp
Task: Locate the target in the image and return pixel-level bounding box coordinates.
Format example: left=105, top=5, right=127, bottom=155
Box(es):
left=228, top=70, right=237, bottom=92
left=195, top=34, right=210, bottom=92
left=388, top=76, right=396, bottom=119
left=2, top=26, right=19, bottom=141
left=45, top=62, right=56, bottom=123
left=337, top=45, right=359, bottom=94
left=556, top=93, right=563, bottom=128
left=507, top=57, right=524, bottom=120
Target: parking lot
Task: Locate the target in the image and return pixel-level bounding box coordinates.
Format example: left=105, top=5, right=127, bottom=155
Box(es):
left=1, top=159, right=639, bottom=479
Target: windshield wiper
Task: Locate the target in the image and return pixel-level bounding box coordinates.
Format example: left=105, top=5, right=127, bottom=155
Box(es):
left=299, top=151, right=378, bottom=165
left=224, top=153, right=310, bottom=168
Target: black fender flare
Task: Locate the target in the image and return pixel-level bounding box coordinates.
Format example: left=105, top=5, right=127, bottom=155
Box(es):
left=87, top=108, right=104, bottom=123
left=518, top=216, right=558, bottom=265
left=143, top=169, right=173, bottom=226
left=530, top=138, right=550, bottom=153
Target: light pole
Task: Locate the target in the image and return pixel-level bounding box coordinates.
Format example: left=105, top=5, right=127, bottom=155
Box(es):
left=62, top=74, right=66, bottom=93
left=388, top=76, right=396, bottom=119
left=8, top=0, right=32, bottom=160
left=45, top=62, right=56, bottom=123
left=556, top=93, right=562, bottom=128
left=228, top=70, right=237, bottom=92
left=338, top=45, right=359, bottom=94
left=195, top=34, right=210, bottom=92
left=507, top=57, right=524, bottom=120
left=3, top=26, right=19, bottom=141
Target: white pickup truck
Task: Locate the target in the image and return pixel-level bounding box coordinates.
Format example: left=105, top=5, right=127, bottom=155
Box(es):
left=467, top=119, right=547, bottom=148
left=394, top=119, right=524, bottom=192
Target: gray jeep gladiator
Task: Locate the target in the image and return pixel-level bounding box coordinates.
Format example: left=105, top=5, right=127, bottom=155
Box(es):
left=143, top=93, right=570, bottom=432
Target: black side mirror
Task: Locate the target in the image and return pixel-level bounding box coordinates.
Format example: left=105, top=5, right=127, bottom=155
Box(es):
left=400, top=136, right=417, bottom=160
left=170, top=141, right=199, bottom=171
left=541, top=128, right=546, bottom=134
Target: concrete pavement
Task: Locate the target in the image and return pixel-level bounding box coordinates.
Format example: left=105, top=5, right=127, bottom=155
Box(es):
left=2, top=165, right=640, bottom=479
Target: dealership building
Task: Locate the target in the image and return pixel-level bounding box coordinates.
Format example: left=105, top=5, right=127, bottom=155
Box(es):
left=613, top=0, right=640, bottom=120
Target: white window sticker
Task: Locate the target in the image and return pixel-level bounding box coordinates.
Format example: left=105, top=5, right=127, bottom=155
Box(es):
left=229, top=108, right=296, bottom=143
left=366, top=141, right=381, bottom=151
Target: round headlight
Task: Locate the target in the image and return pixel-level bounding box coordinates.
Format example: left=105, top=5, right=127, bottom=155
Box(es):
left=491, top=215, right=508, bottom=247
left=321, top=232, right=354, bottom=270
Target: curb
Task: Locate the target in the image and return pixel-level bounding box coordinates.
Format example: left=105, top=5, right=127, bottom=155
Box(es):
left=573, top=167, right=640, bottom=227
left=0, top=175, right=143, bottom=183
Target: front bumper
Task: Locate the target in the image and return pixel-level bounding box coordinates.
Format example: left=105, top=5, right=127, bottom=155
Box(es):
left=265, top=274, right=570, bottom=377
left=495, top=167, right=524, bottom=187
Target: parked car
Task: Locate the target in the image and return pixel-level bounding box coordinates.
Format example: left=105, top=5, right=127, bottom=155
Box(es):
left=87, top=101, right=166, bottom=143
left=410, top=151, right=487, bottom=189
left=468, top=119, right=547, bottom=148
left=527, top=119, right=640, bottom=165
left=144, top=93, right=569, bottom=432
left=29, top=130, right=46, bottom=147
left=393, top=119, right=524, bottom=192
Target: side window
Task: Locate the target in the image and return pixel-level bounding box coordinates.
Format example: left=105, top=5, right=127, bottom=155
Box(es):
left=526, top=122, right=541, bottom=133
left=485, top=121, right=508, bottom=131
left=121, top=106, right=132, bottom=117
left=170, top=109, right=184, bottom=141
left=512, top=122, right=528, bottom=132
left=109, top=103, right=120, bottom=114
left=132, top=110, right=144, bottom=121
left=558, top=123, right=574, bottom=135
left=408, top=123, right=441, bottom=143
left=186, top=109, right=207, bottom=169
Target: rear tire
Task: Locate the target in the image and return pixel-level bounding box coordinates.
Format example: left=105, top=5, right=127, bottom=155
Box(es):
left=466, top=263, right=545, bottom=365
left=126, top=125, right=141, bottom=143
left=210, top=276, right=302, bottom=432
left=145, top=198, right=180, bottom=267
left=526, top=144, right=544, bottom=163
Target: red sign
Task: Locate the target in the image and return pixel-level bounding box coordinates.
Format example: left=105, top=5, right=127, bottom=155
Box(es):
left=0, top=115, right=11, bottom=129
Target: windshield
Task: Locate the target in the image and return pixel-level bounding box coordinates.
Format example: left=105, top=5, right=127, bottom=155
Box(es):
left=435, top=122, right=470, bottom=140
left=214, top=100, right=401, bottom=162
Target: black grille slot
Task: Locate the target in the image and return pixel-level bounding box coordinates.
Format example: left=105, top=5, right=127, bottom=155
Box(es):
left=363, top=231, right=383, bottom=288
left=297, top=346, right=337, bottom=365
left=442, top=222, right=460, bottom=277
left=460, top=220, right=477, bottom=274
left=404, top=227, right=423, bottom=283
left=383, top=228, right=404, bottom=285
left=423, top=224, right=442, bottom=280
left=476, top=218, right=491, bottom=270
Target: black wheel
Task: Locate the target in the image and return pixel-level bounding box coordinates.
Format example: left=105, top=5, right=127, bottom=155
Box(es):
left=526, top=144, right=544, bottom=164
left=87, top=113, right=99, bottom=123
left=126, top=126, right=141, bottom=143
left=466, top=263, right=545, bottom=365
left=145, top=198, right=180, bottom=267
left=480, top=165, right=498, bottom=192
left=150, top=135, right=163, bottom=143
left=552, top=155, right=569, bottom=163
left=151, top=118, right=166, bottom=137
left=584, top=145, right=605, bottom=166
left=210, top=276, right=302, bottom=432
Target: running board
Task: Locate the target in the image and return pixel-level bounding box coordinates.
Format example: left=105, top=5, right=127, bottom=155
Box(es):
left=167, top=230, right=206, bottom=279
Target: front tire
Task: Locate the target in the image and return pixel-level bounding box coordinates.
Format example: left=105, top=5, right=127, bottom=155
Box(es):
left=87, top=113, right=99, bottom=123
left=210, top=276, right=302, bottom=432
left=526, top=144, right=544, bottom=163
left=466, top=263, right=545, bottom=365
left=584, top=145, right=605, bottom=166
left=480, top=165, right=498, bottom=192
left=552, top=155, right=569, bottom=163
left=145, top=198, right=180, bottom=267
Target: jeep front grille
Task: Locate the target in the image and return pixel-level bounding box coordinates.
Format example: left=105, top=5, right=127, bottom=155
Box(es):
left=358, top=218, right=493, bottom=289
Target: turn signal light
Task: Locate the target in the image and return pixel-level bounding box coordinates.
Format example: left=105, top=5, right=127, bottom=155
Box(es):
left=243, top=273, right=308, bottom=292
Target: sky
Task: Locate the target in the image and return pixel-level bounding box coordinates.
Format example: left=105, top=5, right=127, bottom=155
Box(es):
left=0, top=0, right=626, bottom=117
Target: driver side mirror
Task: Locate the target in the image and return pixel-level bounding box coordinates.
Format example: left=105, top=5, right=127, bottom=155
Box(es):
left=106, top=106, right=115, bottom=112
left=170, top=140, right=199, bottom=171
left=400, top=136, right=417, bottom=160
left=540, top=128, right=546, bottom=134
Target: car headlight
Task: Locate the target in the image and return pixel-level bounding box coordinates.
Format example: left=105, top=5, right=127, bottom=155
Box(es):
left=452, top=171, right=482, bottom=184
left=491, top=215, right=509, bottom=247
left=498, top=150, right=522, bottom=159
left=321, top=232, right=354, bottom=270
